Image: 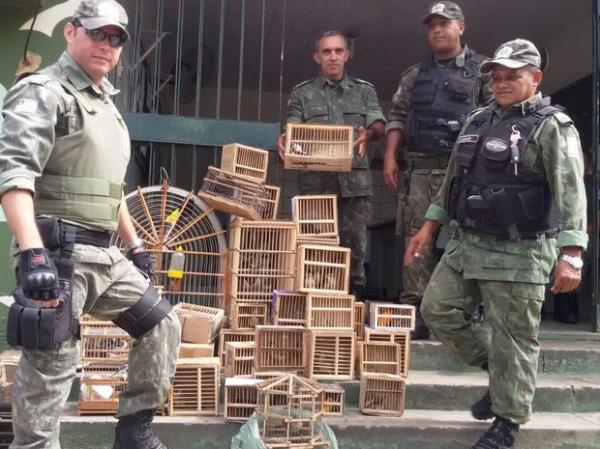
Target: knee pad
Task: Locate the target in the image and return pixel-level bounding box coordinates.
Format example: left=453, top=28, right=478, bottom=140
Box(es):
left=113, top=286, right=172, bottom=338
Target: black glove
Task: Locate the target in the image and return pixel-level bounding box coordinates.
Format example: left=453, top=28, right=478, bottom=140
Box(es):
left=19, top=248, right=60, bottom=301
left=128, top=249, right=156, bottom=283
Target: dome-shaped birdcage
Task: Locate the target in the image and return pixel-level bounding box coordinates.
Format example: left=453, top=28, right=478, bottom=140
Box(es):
left=113, top=181, right=227, bottom=308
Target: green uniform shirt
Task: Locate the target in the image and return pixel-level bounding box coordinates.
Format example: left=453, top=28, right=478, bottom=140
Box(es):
left=386, top=45, right=491, bottom=138
left=286, top=74, right=386, bottom=197
left=425, top=93, right=588, bottom=283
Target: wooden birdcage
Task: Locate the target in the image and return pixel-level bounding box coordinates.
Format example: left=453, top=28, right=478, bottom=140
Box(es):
left=224, top=377, right=261, bottom=422
left=296, top=236, right=340, bottom=248
left=358, top=341, right=405, bottom=377
left=363, top=329, right=410, bottom=377
left=168, top=357, right=220, bottom=416
left=369, top=303, right=416, bottom=331
left=308, top=330, right=354, bottom=380
left=80, top=321, right=131, bottom=363
left=0, top=352, right=18, bottom=407
left=359, top=373, right=405, bottom=416
left=291, top=195, right=338, bottom=239
left=256, top=374, right=326, bottom=447
left=230, top=301, right=270, bottom=330
left=296, top=245, right=351, bottom=295
left=227, top=219, right=297, bottom=306
left=78, top=363, right=128, bottom=415
left=218, top=329, right=255, bottom=367
left=284, top=123, right=353, bottom=172
left=221, top=143, right=269, bottom=183
left=355, top=301, right=365, bottom=340
left=198, top=166, right=270, bottom=220
left=261, top=185, right=282, bottom=220
left=272, top=291, right=308, bottom=327
left=179, top=342, right=214, bottom=358
left=306, top=293, right=355, bottom=330
left=254, top=326, right=308, bottom=375
left=253, top=371, right=289, bottom=381
left=320, top=383, right=345, bottom=416
left=173, top=302, right=225, bottom=343
left=224, top=341, right=256, bottom=377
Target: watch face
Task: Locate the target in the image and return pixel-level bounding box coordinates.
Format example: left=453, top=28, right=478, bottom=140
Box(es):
left=562, top=255, right=583, bottom=269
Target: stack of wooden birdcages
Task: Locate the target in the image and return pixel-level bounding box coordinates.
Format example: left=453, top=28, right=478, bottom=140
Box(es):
left=356, top=302, right=416, bottom=416
left=198, top=143, right=281, bottom=220
left=78, top=317, right=131, bottom=415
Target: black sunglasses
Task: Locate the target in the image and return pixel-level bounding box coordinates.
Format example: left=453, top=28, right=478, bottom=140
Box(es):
left=72, top=20, right=127, bottom=48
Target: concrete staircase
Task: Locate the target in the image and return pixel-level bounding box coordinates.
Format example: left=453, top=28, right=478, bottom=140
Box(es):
left=54, top=324, right=600, bottom=449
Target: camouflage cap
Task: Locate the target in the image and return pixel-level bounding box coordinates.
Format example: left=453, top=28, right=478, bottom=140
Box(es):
left=480, top=39, right=541, bottom=73
left=422, top=1, right=465, bottom=24
left=72, top=0, right=129, bottom=39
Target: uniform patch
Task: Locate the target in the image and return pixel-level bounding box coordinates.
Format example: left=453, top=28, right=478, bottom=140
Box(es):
left=566, top=135, right=580, bottom=158
left=456, top=134, right=479, bottom=145
left=431, top=3, right=445, bottom=13
left=484, top=138, right=508, bottom=153
left=14, top=99, right=37, bottom=114
left=495, top=46, right=513, bottom=59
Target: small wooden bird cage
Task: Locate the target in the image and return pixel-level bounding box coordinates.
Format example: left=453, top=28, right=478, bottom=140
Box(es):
left=179, top=342, right=214, bottom=358
left=80, top=321, right=131, bottom=363
left=358, top=341, right=405, bottom=377
left=224, top=377, right=261, bottom=422
left=221, top=143, right=269, bottom=183
left=355, top=301, right=365, bottom=340
left=320, top=383, right=345, bottom=416
left=308, top=330, right=354, bottom=380
left=296, top=236, right=340, bottom=248
left=296, top=245, right=351, bottom=295
left=78, top=363, right=127, bottom=415
left=359, top=373, right=405, bottom=416
left=369, top=303, right=416, bottom=331
left=198, top=166, right=270, bottom=220
left=225, top=341, right=256, bottom=377
left=261, top=185, right=282, bottom=220
left=284, top=123, right=353, bottom=172
left=168, top=357, right=220, bottom=416
left=218, top=329, right=255, bottom=367
left=306, top=293, right=355, bottom=330
left=230, top=301, right=270, bottom=330
left=272, top=291, right=308, bottom=327
left=291, top=195, right=338, bottom=239
left=254, top=326, right=308, bottom=375
left=256, top=374, right=326, bottom=447
left=363, top=329, right=410, bottom=377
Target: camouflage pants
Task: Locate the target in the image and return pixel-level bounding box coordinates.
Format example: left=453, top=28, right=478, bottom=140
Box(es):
left=338, top=196, right=372, bottom=287
left=421, top=256, right=544, bottom=424
left=398, top=168, right=445, bottom=306
left=10, top=244, right=181, bottom=449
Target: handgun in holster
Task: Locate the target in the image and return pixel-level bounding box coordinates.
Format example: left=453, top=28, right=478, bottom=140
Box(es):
left=7, top=218, right=79, bottom=351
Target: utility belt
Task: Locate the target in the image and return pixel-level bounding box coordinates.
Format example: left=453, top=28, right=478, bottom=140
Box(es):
left=406, top=154, right=450, bottom=171
left=43, top=219, right=114, bottom=249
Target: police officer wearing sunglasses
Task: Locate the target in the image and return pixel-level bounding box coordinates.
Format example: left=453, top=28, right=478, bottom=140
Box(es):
left=0, top=1, right=180, bottom=448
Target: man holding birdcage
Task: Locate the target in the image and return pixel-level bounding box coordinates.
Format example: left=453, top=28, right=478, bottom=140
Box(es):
left=278, top=30, right=386, bottom=295
left=0, top=1, right=180, bottom=448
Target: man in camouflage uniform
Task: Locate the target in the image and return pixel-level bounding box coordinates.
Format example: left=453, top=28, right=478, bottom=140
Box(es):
left=278, top=30, right=385, bottom=293
left=384, top=1, right=490, bottom=339
left=406, top=39, right=587, bottom=449
left=0, top=1, right=180, bottom=448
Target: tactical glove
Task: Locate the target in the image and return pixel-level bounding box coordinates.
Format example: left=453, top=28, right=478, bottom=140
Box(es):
left=19, top=248, right=60, bottom=301
left=128, top=249, right=156, bottom=283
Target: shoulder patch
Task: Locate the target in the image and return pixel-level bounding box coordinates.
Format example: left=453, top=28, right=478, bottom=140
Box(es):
left=291, top=79, right=313, bottom=91
left=552, top=111, right=573, bottom=126
left=350, top=77, right=374, bottom=87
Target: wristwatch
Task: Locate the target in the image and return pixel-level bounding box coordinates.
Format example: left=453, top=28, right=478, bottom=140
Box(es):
left=560, top=254, right=583, bottom=270
left=126, top=237, right=144, bottom=252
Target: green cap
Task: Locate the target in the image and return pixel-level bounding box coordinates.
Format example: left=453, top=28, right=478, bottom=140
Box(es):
left=422, top=1, right=465, bottom=24
left=72, top=0, right=129, bottom=39
left=480, top=39, right=541, bottom=73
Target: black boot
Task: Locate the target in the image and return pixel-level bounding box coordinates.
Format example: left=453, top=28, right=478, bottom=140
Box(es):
left=471, top=417, right=519, bottom=449
left=411, top=305, right=430, bottom=340
left=471, top=389, right=494, bottom=420
left=553, top=292, right=578, bottom=324
left=113, top=409, right=168, bottom=449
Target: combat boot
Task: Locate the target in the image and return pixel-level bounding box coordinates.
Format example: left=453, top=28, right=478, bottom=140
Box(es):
left=411, top=305, right=430, bottom=340
left=471, top=417, right=519, bottom=449
left=471, top=389, right=494, bottom=420
left=113, top=409, right=168, bottom=449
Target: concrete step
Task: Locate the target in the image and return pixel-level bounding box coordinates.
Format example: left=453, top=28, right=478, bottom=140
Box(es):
left=57, top=405, right=600, bottom=449
left=409, top=339, right=600, bottom=375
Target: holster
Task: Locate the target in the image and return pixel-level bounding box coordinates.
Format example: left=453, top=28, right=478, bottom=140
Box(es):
left=6, top=218, right=79, bottom=351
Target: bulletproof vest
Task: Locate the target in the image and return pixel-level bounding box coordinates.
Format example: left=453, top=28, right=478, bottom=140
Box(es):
left=405, top=49, right=485, bottom=155
left=33, top=65, right=130, bottom=231
left=451, top=97, right=559, bottom=239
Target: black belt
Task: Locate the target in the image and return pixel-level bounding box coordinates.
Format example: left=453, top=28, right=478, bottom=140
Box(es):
left=407, top=155, right=450, bottom=170
left=62, top=223, right=113, bottom=248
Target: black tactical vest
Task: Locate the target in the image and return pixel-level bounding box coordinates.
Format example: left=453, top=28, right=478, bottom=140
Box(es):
left=449, top=97, right=559, bottom=240
left=405, top=49, right=485, bottom=155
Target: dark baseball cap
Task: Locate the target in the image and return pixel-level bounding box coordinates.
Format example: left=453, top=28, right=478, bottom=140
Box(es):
left=72, top=0, right=129, bottom=39
left=480, top=39, right=541, bottom=73
left=422, top=1, right=465, bottom=24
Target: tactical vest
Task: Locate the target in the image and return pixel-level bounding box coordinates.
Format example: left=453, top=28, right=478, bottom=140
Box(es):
left=34, top=66, right=130, bottom=232
left=449, top=97, right=559, bottom=239
left=405, top=49, right=485, bottom=155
